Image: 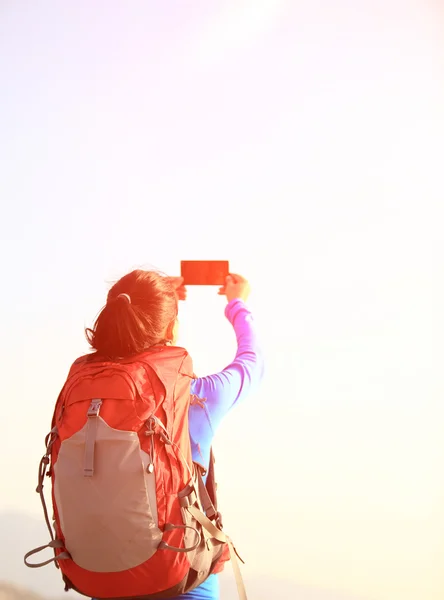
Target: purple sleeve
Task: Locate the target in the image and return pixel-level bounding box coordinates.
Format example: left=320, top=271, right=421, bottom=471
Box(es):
left=189, top=299, right=264, bottom=434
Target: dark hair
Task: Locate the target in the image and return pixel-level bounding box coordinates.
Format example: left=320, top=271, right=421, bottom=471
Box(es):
left=85, top=270, right=178, bottom=358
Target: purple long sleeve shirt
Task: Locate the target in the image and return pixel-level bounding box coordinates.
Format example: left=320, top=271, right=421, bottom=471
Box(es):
left=188, top=298, right=264, bottom=472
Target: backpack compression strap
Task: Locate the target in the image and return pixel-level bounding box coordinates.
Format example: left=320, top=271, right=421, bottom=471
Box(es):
left=191, top=463, right=247, bottom=600
left=187, top=504, right=247, bottom=600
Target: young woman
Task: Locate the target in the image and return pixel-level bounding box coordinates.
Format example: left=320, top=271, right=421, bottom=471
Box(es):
left=86, top=269, right=264, bottom=600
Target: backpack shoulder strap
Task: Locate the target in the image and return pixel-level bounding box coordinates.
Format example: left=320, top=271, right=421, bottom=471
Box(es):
left=194, top=449, right=223, bottom=527
left=206, top=448, right=218, bottom=510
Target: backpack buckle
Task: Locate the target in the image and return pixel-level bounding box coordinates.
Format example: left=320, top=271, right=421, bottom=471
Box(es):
left=87, top=398, right=102, bottom=417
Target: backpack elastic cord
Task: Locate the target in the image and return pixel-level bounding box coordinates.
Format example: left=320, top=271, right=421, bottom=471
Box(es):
left=25, top=427, right=70, bottom=570
left=36, top=428, right=59, bottom=545
left=24, top=539, right=70, bottom=568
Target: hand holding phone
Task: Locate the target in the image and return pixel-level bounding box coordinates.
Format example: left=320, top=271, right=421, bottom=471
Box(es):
left=175, top=262, right=249, bottom=304
left=167, top=277, right=187, bottom=301
left=217, top=274, right=250, bottom=303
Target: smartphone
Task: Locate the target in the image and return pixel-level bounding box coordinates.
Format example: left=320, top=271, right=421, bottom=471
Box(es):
left=180, top=261, right=229, bottom=286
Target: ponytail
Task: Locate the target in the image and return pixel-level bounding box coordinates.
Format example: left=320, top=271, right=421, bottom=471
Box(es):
left=85, top=270, right=178, bottom=358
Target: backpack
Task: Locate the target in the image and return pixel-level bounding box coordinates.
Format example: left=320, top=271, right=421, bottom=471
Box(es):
left=25, top=345, right=247, bottom=599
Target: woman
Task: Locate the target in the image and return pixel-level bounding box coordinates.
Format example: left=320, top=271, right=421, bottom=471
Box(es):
left=86, top=268, right=264, bottom=600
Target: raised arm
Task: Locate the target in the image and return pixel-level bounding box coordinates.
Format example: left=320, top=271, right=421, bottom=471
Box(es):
left=189, top=275, right=264, bottom=435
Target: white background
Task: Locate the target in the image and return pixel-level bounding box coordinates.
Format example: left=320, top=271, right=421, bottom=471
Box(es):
left=0, top=2, right=443, bottom=599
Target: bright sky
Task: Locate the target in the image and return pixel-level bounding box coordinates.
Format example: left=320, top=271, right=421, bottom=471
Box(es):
left=0, top=2, right=443, bottom=600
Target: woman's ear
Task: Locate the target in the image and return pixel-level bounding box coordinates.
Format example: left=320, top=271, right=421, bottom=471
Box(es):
left=166, top=318, right=179, bottom=344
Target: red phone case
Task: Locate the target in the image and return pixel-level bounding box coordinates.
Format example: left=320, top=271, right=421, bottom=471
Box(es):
left=180, top=261, right=229, bottom=285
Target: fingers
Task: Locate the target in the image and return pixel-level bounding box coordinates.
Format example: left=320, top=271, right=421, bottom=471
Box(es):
left=167, top=276, right=186, bottom=300
left=227, top=273, right=245, bottom=283
left=221, top=274, right=243, bottom=288
left=168, top=276, right=184, bottom=289
left=171, top=274, right=247, bottom=300
left=167, top=277, right=187, bottom=300
left=176, top=285, right=187, bottom=301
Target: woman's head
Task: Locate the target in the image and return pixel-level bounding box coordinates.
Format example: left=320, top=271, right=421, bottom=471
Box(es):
left=86, top=270, right=179, bottom=358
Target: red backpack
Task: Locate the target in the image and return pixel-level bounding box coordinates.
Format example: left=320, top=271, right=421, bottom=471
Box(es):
left=25, top=345, right=246, bottom=599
